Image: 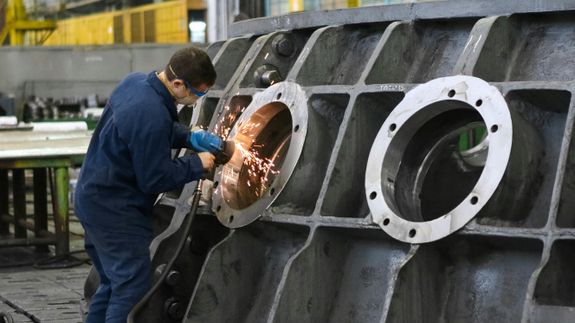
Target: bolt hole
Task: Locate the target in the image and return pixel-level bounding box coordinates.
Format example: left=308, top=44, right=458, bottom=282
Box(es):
left=369, top=191, right=377, bottom=200
left=383, top=218, right=390, bottom=226
left=389, top=123, right=397, bottom=132
left=490, top=125, right=498, bottom=133
left=213, top=181, right=219, bottom=189
left=228, top=215, right=234, bottom=223
left=276, top=93, right=282, bottom=100
left=409, top=229, right=416, bottom=238
left=270, top=188, right=276, bottom=195
left=470, top=196, right=479, bottom=205
left=475, top=99, right=483, bottom=107
left=448, top=89, right=456, bottom=98
left=294, top=124, right=300, bottom=132
left=216, top=205, right=221, bottom=212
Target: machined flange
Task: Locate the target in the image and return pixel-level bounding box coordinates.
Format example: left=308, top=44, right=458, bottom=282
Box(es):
left=212, top=82, right=308, bottom=228
left=366, top=76, right=523, bottom=243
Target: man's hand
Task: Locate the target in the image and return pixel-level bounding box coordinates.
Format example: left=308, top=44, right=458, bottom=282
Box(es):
left=197, top=152, right=215, bottom=172
left=189, top=130, right=223, bottom=154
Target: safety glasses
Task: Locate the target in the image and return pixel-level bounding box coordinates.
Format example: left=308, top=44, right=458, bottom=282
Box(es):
left=168, top=64, right=209, bottom=97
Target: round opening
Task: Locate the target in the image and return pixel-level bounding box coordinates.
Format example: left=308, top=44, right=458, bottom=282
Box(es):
left=470, top=196, right=478, bottom=205
left=448, top=90, right=456, bottom=98
left=383, top=218, right=390, bottom=226
left=389, top=123, right=397, bottom=132
left=216, top=205, right=221, bottom=212
left=475, top=99, right=483, bottom=107
left=382, top=100, right=487, bottom=222
left=409, top=229, right=416, bottom=238
left=369, top=191, right=377, bottom=200
left=213, top=181, right=219, bottom=189
left=228, top=215, right=234, bottom=223
left=221, top=102, right=292, bottom=210
left=490, top=125, right=498, bottom=133
left=294, top=124, right=300, bottom=132
left=276, top=93, right=282, bottom=100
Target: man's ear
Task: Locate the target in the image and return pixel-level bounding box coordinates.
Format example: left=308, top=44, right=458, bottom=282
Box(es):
left=172, top=79, right=185, bottom=89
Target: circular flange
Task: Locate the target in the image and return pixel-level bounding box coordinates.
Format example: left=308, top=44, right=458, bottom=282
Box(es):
left=365, top=76, right=512, bottom=243
left=212, top=81, right=308, bottom=228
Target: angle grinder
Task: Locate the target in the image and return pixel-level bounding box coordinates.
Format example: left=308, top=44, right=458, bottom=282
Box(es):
left=189, top=129, right=235, bottom=166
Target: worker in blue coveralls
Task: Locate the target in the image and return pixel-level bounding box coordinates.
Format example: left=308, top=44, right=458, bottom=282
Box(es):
left=74, top=47, right=216, bottom=323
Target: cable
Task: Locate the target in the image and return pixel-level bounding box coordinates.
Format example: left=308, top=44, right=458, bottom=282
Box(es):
left=0, top=311, right=14, bottom=323
left=0, top=249, right=89, bottom=270
left=32, top=251, right=88, bottom=269
left=126, top=180, right=203, bottom=323
left=0, top=295, right=40, bottom=323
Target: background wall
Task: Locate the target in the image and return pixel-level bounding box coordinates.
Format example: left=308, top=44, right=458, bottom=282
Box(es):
left=0, top=44, right=187, bottom=102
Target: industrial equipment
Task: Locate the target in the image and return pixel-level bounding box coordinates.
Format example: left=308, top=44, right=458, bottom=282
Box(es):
left=0, top=0, right=55, bottom=45
left=22, top=96, right=105, bottom=129
left=188, top=129, right=235, bottom=166
left=43, top=0, right=190, bottom=46
left=0, top=93, right=15, bottom=116
left=80, top=1, right=575, bottom=323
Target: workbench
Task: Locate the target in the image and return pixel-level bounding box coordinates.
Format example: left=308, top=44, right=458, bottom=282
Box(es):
left=0, top=130, right=91, bottom=256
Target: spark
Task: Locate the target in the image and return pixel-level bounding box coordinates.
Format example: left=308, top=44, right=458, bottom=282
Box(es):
left=235, top=142, right=280, bottom=197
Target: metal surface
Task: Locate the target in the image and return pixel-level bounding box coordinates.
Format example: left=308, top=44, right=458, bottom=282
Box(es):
left=133, top=2, right=575, bottom=322
left=0, top=170, right=8, bottom=236
left=229, top=0, right=575, bottom=38
left=0, top=130, right=84, bottom=256
left=0, top=0, right=55, bottom=46
left=52, top=167, right=69, bottom=255
left=12, top=169, right=26, bottom=239
left=365, top=75, right=542, bottom=243
left=0, top=130, right=91, bottom=159
left=32, top=169, right=50, bottom=253
left=213, top=82, right=311, bottom=227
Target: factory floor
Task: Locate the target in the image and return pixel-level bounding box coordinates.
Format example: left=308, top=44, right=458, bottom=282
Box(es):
left=0, top=215, right=90, bottom=323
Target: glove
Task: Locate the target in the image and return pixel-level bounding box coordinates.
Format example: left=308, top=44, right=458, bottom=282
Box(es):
left=189, top=130, right=223, bottom=154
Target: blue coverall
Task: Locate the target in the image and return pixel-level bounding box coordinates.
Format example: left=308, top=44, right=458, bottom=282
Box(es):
left=75, top=71, right=204, bottom=323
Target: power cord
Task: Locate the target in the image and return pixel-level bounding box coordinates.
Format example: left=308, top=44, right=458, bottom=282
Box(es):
left=0, top=311, right=14, bottom=323
left=32, top=250, right=88, bottom=269
left=127, top=180, right=203, bottom=323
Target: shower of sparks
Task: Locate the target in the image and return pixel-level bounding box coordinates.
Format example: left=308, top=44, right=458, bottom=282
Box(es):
left=213, top=101, right=280, bottom=197
left=235, top=142, right=280, bottom=197
left=213, top=105, right=248, bottom=140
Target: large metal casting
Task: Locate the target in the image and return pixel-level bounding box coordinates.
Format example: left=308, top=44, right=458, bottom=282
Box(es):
left=122, top=1, right=575, bottom=323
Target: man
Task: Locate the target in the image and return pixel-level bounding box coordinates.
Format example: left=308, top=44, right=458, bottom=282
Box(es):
left=75, top=47, right=216, bottom=323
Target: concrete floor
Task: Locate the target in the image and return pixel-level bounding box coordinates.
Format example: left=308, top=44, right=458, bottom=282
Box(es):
left=0, top=216, right=90, bottom=323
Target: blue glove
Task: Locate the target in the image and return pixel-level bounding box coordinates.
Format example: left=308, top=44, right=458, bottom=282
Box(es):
left=188, top=130, right=223, bottom=154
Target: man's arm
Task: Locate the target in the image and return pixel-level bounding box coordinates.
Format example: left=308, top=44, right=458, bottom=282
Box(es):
left=122, top=114, right=204, bottom=195
left=171, top=122, right=192, bottom=149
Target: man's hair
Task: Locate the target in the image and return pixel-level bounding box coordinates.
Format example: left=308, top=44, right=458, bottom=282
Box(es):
left=165, top=47, right=216, bottom=87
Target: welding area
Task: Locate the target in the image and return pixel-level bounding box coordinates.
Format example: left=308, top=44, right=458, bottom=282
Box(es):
left=1, top=0, right=575, bottom=322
